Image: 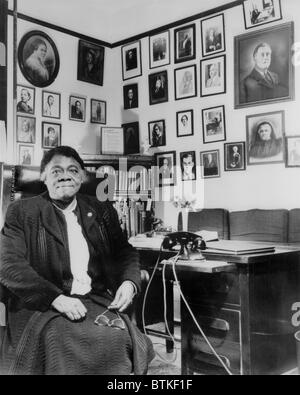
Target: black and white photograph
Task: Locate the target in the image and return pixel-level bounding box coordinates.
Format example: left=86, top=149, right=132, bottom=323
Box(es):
left=149, top=70, right=168, bottom=105
left=200, top=149, right=220, bottom=178
left=42, top=91, right=61, bottom=119
left=235, top=22, right=294, bottom=108
left=176, top=109, right=194, bottom=137
left=18, top=30, right=60, bottom=88
left=149, top=30, right=170, bottom=69
left=42, top=122, right=61, bottom=148
left=91, top=99, right=106, bottom=124
left=148, top=120, right=166, bottom=147
left=201, top=55, right=226, bottom=97
left=17, top=85, right=35, bottom=114
left=246, top=110, right=285, bottom=165
left=201, top=13, right=225, bottom=57
left=180, top=151, right=196, bottom=181
left=122, top=121, right=140, bottom=155
left=18, top=144, right=34, bottom=165
left=121, top=41, right=142, bottom=80
left=202, top=105, right=226, bottom=144
left=243, top=0, right=283, bottom=29
left=174, top=65, right=197, bottom=100
left=174, top=24, right=196, bottom=63
left=285, top=136, right=300, bottom=168
left=155, top=151, right=176, bottom=187
left=69, top=95, right=86, bottom=122
left=16, top=115, right=36, bottom=144
left=77, top=40, right=105, bottom=86
left=224, top=142, right=246, bottom=171
left=123, top=84, right=138, bottom=110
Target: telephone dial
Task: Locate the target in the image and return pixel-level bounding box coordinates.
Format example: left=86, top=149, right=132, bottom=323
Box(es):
left=162, top=231, right=206, bottom=261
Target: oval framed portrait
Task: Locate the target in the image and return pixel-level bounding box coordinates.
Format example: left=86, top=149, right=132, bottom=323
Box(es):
left=18, top=30, right=60, bottom=88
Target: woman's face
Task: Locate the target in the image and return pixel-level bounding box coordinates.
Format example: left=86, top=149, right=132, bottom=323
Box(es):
left=258, top=123, right=272, bottom=141
left=209, top=64, right=218, bottom=78
left=156, top=79, right=162, bottom=89
left=21, top=89, right=30, bottom=103
left=86, top=52, right=93, bottom=64
left=36, top=44, right=47, bottom=61
left=154, top=125, right=160, bottom=133
left=22, top=121, right=30, bottom=132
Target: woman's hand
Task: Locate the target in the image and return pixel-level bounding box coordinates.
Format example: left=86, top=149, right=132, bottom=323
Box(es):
left=108, top=281, right=136, bottom=313
left=52, top=295, right=87, bottom=321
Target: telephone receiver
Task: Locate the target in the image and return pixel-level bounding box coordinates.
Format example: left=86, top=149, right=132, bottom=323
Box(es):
left=162, top=231, right=206, bottom=261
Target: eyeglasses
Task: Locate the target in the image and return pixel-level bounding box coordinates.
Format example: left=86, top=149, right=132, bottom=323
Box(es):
left=94, top=309, right=126, bottom=330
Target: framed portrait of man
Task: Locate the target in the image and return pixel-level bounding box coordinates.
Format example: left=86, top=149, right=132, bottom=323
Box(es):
left=202, top=105, right=226, bottom=144
left=149, top=70, right=168, bottom=105
left=200, top=150, right=220, bottom=179
left=246, top=110, right=285, bottom=165
left=122, top=122, right=140, bottom=155
left=176, top=110, right=194, bottom=138
left=16, top=116, right=36, bottom=144
left=91, top=99, right=106, bottom=124
left=148, top=120, right=166, bottom=147
left=174, top=24, right=196, bottom=63
left=234, top=22, right=294, bottom=108
left=18, top=30, right=60, bottom=88
left=77, top=40, right=105, bottom=86
left=123, top=84, right=138, bottom=110
left=17, top=85, right=35, bottom=115
left=224, top=142, right=246, bottom=172
left=42, top=91, right=61, bottom=119
left=243, top=0, right=283, bottom=29
left=201, top=13, right=226, bottom=57
left=149, top=30, right=170, bottom=69
left=121, top=41, right=142, bottom=81
left=180, top=151, right=197, bottom=181
left=42, top=122, right=61, bottom=149
left=285, top=136, right=300, bottom=168
left=18, top=144, right=34, bottom=166
left=201, top=55, right=226, bottom=97
left=155, top=151, right=176, bottom=187
left=174, top=65, right=197, bottom=100
left=69, top=95, right=86, bottom=122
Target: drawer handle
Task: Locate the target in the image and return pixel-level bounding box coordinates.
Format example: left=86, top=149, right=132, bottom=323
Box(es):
left=198, top=316, right=230, bottom=332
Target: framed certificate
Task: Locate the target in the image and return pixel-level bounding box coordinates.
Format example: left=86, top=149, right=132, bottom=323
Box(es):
left=101, top=127, right=124, bottom=155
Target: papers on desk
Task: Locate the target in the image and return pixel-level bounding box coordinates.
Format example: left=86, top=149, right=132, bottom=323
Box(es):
left=195, top=230, right=218, bottom=242
left=128, top=234, right=165, bottom=250
left=205, top=240, right=275, bottom=255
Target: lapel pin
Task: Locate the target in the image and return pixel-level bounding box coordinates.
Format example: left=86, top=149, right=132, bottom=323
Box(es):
left=87, top=212, right=93, bottom=217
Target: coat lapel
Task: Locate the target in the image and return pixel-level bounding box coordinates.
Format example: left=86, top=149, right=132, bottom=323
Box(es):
left=250, top=68, right=274, bottom=88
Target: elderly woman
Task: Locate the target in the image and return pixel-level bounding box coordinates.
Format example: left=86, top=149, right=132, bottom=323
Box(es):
left=249, top=121, right=282, bottom=159
left=0, top=146, right=154, bottom=375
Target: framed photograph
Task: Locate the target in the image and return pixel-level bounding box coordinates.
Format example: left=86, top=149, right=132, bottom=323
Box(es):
left=174, top=24, right=196, bottom=63
left=42, top=122, right=61, bottom=148
left=243, top=0, right=283, bottom=29
left=42, top=91, right=61, bottom=119
left=122, top=122, right=140, bottom=155
left=201, top=13, right=226, bottom=57
left=121, top=41, right=142, bottom=81
left=101, top=127, right=124, bottom=155
left=224, top=142, right=246, bottom=171
left=176, top=110, right=194, bottom=137
left=155, top=151, right=176, bottom=187
left=91, top=99, right=106, bottom=124
left=148, top=120, right=166, bottom=147
left=17, top=85, right=35, bottom=114
left=201, top=55, right=226, bottom=97
left=200, top=150, right=220, bottom=179
left=174, top=64, right=197, bottom=100
left=180, top=151, right=197, bottom=181
left=235, top=22, right=294, bottom=109
left=18, top=144, right=34, bottom=166
left=149, top=30, right=170, bottom=69
left=286, top=136, right=300, bottom=168
left=77, top=40, right=105, bottom=86
left=16, top=116, right=36, bottom=144
left=202, top=105, right=226, bottom=144
left=123, top=84, right=138, bottom=110
left=149, top=70, right=168, bottom=105
left=69, top=95, right=86, bottom=122
left=246, top=110, right=285, bottom=165
left=18, top=30, right=60, bottom=88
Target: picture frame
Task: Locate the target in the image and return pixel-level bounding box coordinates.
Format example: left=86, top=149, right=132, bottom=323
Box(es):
left=246, top=110, right=285, bottom=165
left=200, top=150, right=220, bottom=179
left=101, top=127, right=124, bottom=155
left=91, top=99, right=106, bottom=124
left=176, top=110, right=194, bottom=137
left=174, top=24, right=196, bottom=63
left=148, top=120, right=166, bottom=147
left=123, top=84, right=138, bottom=110
left=16, top=115, right=36, bottom=144
left=285, top=136, right=300, bottom=168
left=18, top=144, right=34, bottom=166
left=69, top=95, right=86, bottom=122
left=149, top=70, right=168, bottom=105
left=77, top=40, right=105, bottom=86
left=200, top=55, right=226, bottom=97
left=243, top=0, right=283, bottom=30
left=17, top=85, right=35, bottom=115
left=155, top=151, right=176, bottom=187
left=42, top=91, right=61, bottom=119
left=202, top=105, right=226, bottom=144
left=174, top=64, right=197, bottom=100
left=121, top=41, right=142, bottom=81
left=180, top=151, right=197, bottom=181
left=201, top=13, right=226, bottom=58
left=42, top=121, right=61, bottom=149
left=18, top=30, right=60, bottom=88
left=234, top=22, right=294, bottom=109
left=224, top=142, right=246, bottom=171
left=122, top=122, right=140, bottom=155
left=149, top=30, right=170, bottom=69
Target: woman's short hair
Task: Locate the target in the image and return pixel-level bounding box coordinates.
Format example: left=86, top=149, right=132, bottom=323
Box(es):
left=32, top=38, right=47, bottom=51
left=40, top=146, right=85, bottom=174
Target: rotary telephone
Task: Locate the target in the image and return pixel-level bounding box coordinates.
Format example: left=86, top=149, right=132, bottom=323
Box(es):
left=162, top=231, right=206, bottom=261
